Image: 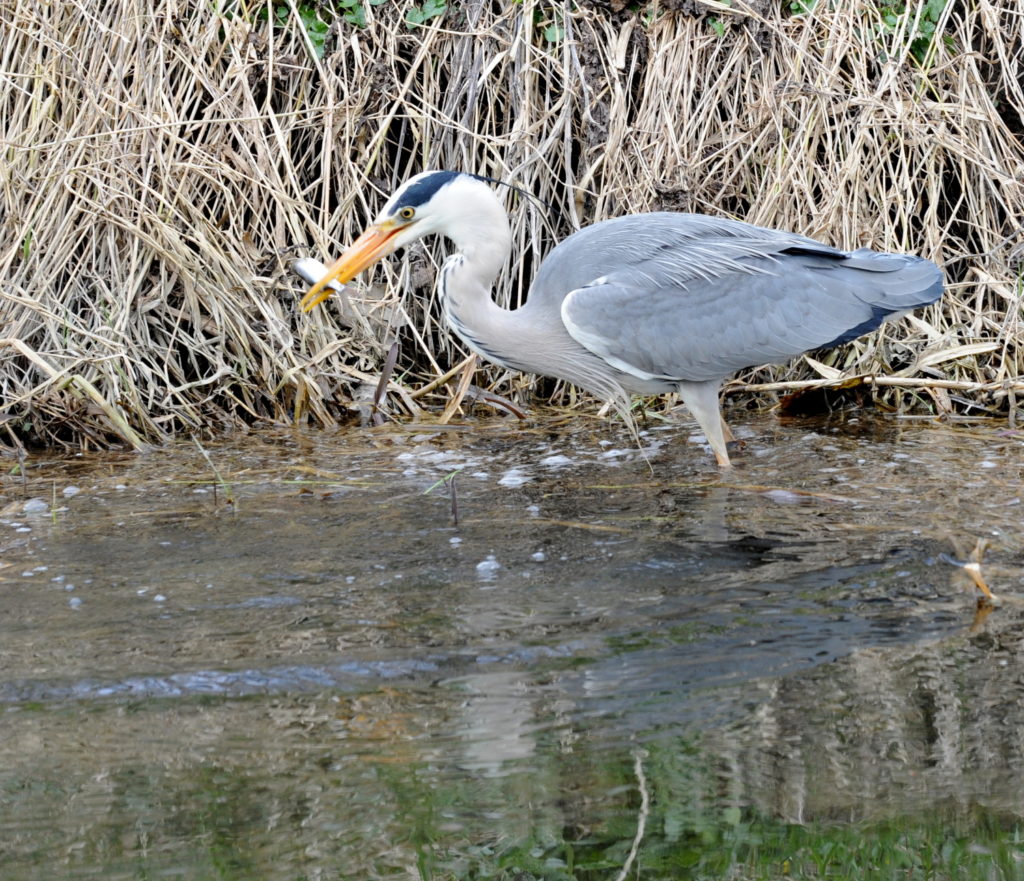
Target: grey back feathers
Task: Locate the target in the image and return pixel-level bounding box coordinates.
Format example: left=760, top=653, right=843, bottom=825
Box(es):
left=543, top=214, right=942, bottom=384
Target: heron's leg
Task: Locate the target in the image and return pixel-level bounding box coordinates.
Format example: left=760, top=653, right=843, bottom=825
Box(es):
left=721, top=418, right=735, bottom=444
left=677, top=380, right=731, bottom=467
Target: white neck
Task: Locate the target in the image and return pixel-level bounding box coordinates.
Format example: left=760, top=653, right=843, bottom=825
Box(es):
left=440, top=181, right=512, bottom=290
left=427, top=176, right=632, bottom=414
left=432, top=181, right=520, bottom=367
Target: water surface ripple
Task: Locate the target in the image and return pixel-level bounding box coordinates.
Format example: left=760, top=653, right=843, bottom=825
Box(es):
left=1, top=414, right=1021, bottom=879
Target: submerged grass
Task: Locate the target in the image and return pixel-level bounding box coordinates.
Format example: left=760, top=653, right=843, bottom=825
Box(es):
left=463, top=810, right=1024, bottom=880
left=0, top=0, right=1022, bottom=449
left=420, top=727, right=1024, bottom=881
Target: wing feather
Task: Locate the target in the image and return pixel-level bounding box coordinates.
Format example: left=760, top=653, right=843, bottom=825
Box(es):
left=550, top=215, right=942, bottom=384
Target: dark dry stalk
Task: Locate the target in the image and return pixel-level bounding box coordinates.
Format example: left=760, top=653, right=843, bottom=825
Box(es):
left=448, top=471, right=459, bottom=528
left=372, top=340, right=401, bottom=425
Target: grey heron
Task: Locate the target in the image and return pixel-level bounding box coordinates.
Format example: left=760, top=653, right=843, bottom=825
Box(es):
left=302, top=171, right=942, bottom=466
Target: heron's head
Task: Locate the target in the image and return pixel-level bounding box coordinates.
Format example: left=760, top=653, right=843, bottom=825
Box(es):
left=301, top=171, right=504, bottom=312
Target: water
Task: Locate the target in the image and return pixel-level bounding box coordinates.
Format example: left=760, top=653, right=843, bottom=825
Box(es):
left=0, top=414, right=1021, bottom=879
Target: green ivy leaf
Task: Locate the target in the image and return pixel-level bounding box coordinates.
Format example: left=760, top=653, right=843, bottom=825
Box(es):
left=406, top=0, right=445, bottom=26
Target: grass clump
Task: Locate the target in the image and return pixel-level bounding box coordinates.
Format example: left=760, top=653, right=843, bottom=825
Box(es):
left=0, top=0, right=1022, bottom=450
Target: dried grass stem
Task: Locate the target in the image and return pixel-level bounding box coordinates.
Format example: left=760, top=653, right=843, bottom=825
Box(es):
left=1, top=0, right=1021, bottom=448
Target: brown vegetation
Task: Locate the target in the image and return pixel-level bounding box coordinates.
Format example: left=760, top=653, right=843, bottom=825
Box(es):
left=1, top=0, right=1021, bottom=450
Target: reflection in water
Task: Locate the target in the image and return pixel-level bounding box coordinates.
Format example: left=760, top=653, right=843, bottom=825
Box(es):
left=455, top=672, right=539, bottom=775
left=0, top=416, right=1021, bottom=878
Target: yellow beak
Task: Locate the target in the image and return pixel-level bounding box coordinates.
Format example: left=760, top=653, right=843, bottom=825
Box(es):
left=300, top=222, right=403, bottom=312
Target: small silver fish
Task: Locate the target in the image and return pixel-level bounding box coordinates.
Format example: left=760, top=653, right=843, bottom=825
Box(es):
left=291, top=257, right=347, bottom=293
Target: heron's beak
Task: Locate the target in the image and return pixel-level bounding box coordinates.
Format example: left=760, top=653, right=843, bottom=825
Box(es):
left=300, top=221, right=402, bottom=312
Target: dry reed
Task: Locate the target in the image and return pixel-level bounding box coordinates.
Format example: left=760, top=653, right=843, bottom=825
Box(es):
left=1, top=0, right=1021, bottom=449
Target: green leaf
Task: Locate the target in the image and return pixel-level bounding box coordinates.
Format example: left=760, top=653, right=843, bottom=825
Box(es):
left=544, top=23, right=564, bottom=42
left=343, top=4, right=366, bottom=27
left=406, top=0, right=445, bottom=26
left=294, top=5, right=333, bottom=54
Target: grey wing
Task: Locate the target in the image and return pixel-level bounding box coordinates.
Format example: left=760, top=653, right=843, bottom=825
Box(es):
left=559, top=233, right=943, bottom=384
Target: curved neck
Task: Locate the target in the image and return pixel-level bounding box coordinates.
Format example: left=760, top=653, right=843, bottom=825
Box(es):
left=433, top=183, right=632, bottom=415
left=436, top=191, right=521, bottom=368
left=440, top=252, right=523, bottom=369
left=440, top=187, right=512, bottom=296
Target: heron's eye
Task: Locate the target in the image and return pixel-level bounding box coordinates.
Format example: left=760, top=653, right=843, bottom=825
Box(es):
left=398, top=206, right=416, bottom=221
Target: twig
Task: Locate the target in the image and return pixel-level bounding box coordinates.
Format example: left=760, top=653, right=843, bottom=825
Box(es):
left=193, top=438, right=235, bottom=510
left=408, top=355, right=478, bottom=400
left=372, top=340, right=401, bottom=425
left=725, top=376, right=1024, bottom=396
left=614, top=748, right=650, bottom=881
left=448, top=471, right=459, bottom=526
left=439, top=355, right=478, bottom=424
left=423, top=468, right=464, bottom=526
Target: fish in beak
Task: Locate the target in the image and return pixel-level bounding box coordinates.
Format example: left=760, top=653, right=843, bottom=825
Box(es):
left=300, top=221, right=403, bottom=312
